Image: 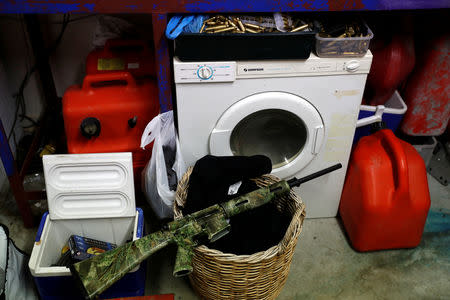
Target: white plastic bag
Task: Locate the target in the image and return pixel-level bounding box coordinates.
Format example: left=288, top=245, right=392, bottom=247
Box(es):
left=93, top=15, right=138, bottom=48
left=141, top=111, right=186, bottom=219
left=1, top=224, right=38, bottom=300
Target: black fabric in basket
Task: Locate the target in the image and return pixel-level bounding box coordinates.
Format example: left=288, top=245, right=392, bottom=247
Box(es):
left=183, top=155, right=272, bottom=214
left=183, top=155, right=290, bottom=255
left=211, top=180, right=291, bottom=255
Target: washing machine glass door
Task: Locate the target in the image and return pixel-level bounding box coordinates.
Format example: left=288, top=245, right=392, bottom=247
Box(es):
left=210, top=91, right=324, bottom=179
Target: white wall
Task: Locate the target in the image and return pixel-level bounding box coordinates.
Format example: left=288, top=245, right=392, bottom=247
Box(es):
left=43, top=14, right=153, bottom=96
left=0, top=15, right=98, bottom=193
left=43, top=14, right=99, bottom=96
left=0, top=17, right=42, bottom=146
left=0, top=16, right=41, bottom=193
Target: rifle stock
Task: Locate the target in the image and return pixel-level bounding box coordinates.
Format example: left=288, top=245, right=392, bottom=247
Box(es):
left=70, top=230, right=174, bottom=299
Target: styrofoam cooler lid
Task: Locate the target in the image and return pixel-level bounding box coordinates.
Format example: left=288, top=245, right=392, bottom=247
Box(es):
left=43, top=153, right=136, bottom=220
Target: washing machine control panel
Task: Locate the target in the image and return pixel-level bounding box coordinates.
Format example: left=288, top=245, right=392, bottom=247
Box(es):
left=174, top=62, right=236, bottom=83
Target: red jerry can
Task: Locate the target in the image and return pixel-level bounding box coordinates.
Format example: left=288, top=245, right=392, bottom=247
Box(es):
left=339, top=129, right=430, bottom=251
left=62, top=72, right=160, bottom=182
left=86, top=39, right=156, bottom=78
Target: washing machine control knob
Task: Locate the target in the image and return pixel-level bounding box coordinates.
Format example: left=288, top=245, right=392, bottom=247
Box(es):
left=344, top=60, right=360, bottom=72
left=198, top=66, right=213, bottom=80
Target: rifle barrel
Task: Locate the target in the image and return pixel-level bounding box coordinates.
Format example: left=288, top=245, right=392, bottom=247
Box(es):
left=287, top=163, right=342, bottom=188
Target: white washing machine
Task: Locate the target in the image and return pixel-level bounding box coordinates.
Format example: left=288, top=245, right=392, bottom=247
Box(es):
left=173, top=52, right=372, bottom=218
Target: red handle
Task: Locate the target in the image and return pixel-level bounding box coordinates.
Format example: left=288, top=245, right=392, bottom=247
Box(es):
left=379, top=129, right=409, bottom=202
left=82, top=72, right=136, bottom=91
left=104, top=39, right=148, bottom=53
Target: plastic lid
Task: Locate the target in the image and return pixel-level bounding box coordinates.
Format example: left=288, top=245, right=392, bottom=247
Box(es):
left=43, top=153, right=136, bottom=220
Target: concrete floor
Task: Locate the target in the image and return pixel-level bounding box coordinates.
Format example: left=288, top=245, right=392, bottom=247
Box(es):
left=1, top=174, right=449, bottom=299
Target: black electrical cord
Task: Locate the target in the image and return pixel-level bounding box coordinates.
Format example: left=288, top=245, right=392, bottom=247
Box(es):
left=7, top=14, right=71, bottom=145
left=19, top=114, right=39, bottom=128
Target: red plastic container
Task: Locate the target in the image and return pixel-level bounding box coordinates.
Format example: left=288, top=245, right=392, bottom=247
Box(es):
left=86, top=39, right=156, bottom=78
left=366, top=34, right=415, bottom=106
left=63, top=72, right=159, bottom=181
left=400, top=34, right=450, bottom=136
left=339, top=129, right=430, bottom=251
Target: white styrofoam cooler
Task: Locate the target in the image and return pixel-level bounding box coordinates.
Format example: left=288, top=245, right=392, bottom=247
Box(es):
left=29, top=153, right=145, bottom=299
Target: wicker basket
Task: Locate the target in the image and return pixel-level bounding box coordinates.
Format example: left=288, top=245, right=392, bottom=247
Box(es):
left=174, top=167, right=306, bottom=300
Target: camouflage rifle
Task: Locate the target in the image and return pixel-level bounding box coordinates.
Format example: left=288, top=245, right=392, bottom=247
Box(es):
left=70, top=163, right=342, bottom=299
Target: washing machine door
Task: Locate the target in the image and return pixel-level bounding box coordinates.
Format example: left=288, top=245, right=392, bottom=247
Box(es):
left=209, top=91, right=324, bottom=179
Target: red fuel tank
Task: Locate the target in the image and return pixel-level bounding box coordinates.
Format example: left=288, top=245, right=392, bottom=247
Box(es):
left=86, top=39, right=156, bottom=78
left=366, top=34, right=415, bottom=106
left=63, top=72, right=159, bottom=181
left=339, top=129, right=430, bottom=252
left=400, top=34, right=450, bottom=136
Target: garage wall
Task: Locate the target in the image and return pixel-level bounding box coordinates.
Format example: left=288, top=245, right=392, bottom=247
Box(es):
left=0, top=16, right=42, bottom=194
left=0, top=14, right=153, bottom=194
left=0, top=14, right=98, bottom=193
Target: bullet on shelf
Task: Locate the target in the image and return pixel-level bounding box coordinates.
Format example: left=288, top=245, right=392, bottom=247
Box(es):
left=236, top=18, right=246, bottom=32
left=228, top=20, right=238, bottom=29
left=204, top=25, right=228, bottom=31
left=290, top=24, right=309, bottom=32
left=214, top=27, right=235, bottom=33
left=199, top=23, right=206, bottom=33
left=203, top=17, right=216, bottom=23
left=245, top=28, right=258, bottom=33
left=244, top=23, right=263, bottom=30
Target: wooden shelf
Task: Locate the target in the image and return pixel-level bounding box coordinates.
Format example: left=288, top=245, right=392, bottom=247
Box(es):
left=1, top=0, right=449, bottom=13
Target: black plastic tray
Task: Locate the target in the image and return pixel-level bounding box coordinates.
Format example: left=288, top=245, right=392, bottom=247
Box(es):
left=175, top=30, right=317, bottom=61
